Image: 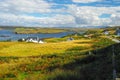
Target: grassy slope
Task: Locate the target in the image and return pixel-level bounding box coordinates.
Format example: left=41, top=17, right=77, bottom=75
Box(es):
left=0, top=27, right=119, bottom=80
left=0, top=39, right=92, bottom=57
left=0, top=37, right=116, bottom=80
left=14, top=28, right=68, bottom=34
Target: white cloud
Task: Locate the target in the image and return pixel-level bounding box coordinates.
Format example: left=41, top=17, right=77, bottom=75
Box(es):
left=0, top=13, right=75, bottom=27
left=0, top=0, right=120, bottom=27
left=66, top=5, right=120, bottom=27
left=0, top=0, right=52, bottom=13
left=72, top=0, right=102, bottom=3
left=0, top=0, right=76, bottom=27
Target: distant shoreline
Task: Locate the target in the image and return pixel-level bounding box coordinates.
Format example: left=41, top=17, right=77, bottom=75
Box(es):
left=14, top=28, right=68, bottom=34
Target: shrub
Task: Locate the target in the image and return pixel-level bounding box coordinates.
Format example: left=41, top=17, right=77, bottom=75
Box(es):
left=44, top=69, right=81, bottom=80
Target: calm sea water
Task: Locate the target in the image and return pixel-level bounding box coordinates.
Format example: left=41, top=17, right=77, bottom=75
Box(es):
left=0, top=29, right=74, bottom=41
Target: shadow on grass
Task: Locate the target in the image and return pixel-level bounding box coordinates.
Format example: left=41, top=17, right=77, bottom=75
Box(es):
left=43, top=43, right=120, bottom=80
left=1, top=43, right=120, bottom=80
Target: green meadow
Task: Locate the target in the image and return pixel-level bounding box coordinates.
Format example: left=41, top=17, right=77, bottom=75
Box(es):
left=14, top=28, right=68, bottom=34
left=0, top=28, right=120, bottom=80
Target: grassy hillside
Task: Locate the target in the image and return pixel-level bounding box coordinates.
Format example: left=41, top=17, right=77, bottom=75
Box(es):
left=14, top=28, right=68, bottom=34
left=0, top=39, right=92, bottom=57
left=0, top=37, right=116, bottom=80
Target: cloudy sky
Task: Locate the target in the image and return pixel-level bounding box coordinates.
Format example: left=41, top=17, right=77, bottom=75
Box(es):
left=0, top=0, right=120, bottom=27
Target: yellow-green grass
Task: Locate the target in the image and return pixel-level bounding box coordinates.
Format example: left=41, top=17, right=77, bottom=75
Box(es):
left=0, top=53, right=88, bottom=79
left=0, top=37, right=115, bottom=79
left=44, top=35, right=88, bottom=43
left=0, top=40, right=93, bottom=57
left=14, top=28, right=68, bottom=34
left=44, top=37, right=67, bottom=43
left=0, top=39, right=93, bottom=78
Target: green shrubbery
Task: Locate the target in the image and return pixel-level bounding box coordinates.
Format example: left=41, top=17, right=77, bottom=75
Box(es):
left=93, top=38, right=115, bottom=49
left=43, top=69, right=81, bottom=80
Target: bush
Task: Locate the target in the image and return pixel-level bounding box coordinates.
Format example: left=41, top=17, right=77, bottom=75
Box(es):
left=44, top=69, right=81, bottom=80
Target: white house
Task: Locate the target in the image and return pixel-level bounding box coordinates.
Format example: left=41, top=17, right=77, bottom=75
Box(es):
left=103, top=29, right=109, bottom=35
left=67, top=37, right=74, bottom=41
left=25, top=37, right=44, bottom=43
left=39, top=40, right=44, bottom=43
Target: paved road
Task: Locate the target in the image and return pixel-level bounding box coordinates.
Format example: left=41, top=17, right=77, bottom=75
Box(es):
left=106, top=36, right=120, bottom=43
left=116, top=78, right=120, bottom=80
left=106, top=36, right=120, bottom=80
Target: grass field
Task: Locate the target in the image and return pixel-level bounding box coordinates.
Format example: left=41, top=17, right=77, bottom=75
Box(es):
left=14, top=28, right=68, bottom=34
left=0, top=39, right=93, bottom=57
left=0, top=36, right=116, bottom=80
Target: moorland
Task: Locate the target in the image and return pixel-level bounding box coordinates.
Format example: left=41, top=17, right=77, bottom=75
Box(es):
left=0, top=26, right=120, bottom=80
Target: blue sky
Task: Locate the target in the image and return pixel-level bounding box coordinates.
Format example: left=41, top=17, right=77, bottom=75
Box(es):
left=47, top=0, right=120, bottom=6
left=0, top=0, right=120, bottom=27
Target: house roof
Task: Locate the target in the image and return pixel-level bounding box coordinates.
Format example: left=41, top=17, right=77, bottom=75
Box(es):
left=26, top=37, right=39, bottom=40
left=25, top=37, right=44, bottom=41
left=67, top=37, right=74, bottom=40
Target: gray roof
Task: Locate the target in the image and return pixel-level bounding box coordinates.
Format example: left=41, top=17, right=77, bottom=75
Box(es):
left=26, top=37, right=38, bottom=39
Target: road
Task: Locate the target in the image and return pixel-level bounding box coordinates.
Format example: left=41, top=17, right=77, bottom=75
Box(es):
left=106, top=36, right=120, bottom=43
left=106, top=36, right=120, bottom=80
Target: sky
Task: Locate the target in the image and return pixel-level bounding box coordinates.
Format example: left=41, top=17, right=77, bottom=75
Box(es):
left=0, top=0, right=120, bottom=27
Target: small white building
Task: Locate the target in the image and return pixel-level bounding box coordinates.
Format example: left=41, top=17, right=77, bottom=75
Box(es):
left=25, top=37, right=44, bottom=43
left=103, top=29, right=109, bottom=35
left=39, top=40, right=44, bottom=43
left=67, top=37, right=74, bottom=41
left=84, top=35, right=89, bottom=38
